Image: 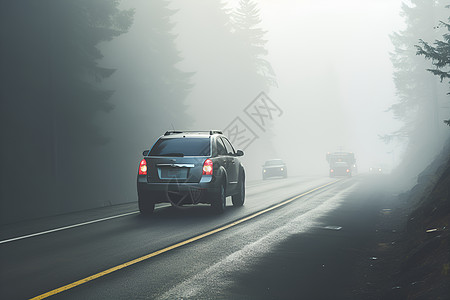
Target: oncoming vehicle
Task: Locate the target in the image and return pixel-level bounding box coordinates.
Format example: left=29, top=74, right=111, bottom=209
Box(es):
left=262, top=159, right=287, bottom=179
left=329, top=162, right=352, bottom=177
left=137, top=130, right=245, bottom=215
left=369, top=167, right=383, bottom=174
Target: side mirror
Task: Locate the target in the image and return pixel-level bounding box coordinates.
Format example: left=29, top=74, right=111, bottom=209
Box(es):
left=236, top=150, right=244, bottom=157
left=142, top=150, right=150, bottom=156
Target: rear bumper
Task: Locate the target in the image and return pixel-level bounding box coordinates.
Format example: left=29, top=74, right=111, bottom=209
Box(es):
left=330, top=169, right=351, bottom=176
left=137, top=175, right=220, bottom=205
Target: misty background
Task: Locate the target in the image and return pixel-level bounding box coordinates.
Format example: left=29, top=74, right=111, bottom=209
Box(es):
left=1, top=0, right=449, bottom=224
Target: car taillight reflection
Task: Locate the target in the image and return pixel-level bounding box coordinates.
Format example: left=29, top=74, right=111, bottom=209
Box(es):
left=203, top=159, right=213, bottom=175
left=139, top=159, right=147, bottom=175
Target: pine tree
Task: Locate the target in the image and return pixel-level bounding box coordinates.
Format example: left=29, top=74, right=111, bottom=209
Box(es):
left=416, top=9, right=450, bottom=126
left=141, top=0, right=193, bottom=126
left=172, top=0, right=278, bottom=167
left=417, top=23, right=450, bottom=83
left=170, top=0, right=252, bottom=126
left=232, top=0, right=277, bottom=88
left=92, top=0, right=194, bottom=207
left=0, top=0, right=133, bottom=222
left=231, top=0, right=278, bottom=161
left=386, top=0, right=449, bottom=179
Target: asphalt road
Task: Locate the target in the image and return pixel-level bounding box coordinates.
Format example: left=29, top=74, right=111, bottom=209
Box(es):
left=0, top=175, right=392, bottom=299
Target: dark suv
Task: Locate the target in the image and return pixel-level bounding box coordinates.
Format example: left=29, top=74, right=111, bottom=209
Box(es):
left=137, top=130, right=245, bottom=214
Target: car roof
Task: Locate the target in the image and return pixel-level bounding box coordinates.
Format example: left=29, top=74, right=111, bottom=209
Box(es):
left=160, top=130, right=222, bottom=139
left=160, top=133, right=211, bottom=139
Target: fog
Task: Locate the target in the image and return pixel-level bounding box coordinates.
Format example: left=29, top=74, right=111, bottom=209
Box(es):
left=168, top=0, right=406, bottom=178
left=100, top=0, right=406, bottom=180
left=250, top=0, right=406, bottom=177
left=1, top=0, right=449, bottom=223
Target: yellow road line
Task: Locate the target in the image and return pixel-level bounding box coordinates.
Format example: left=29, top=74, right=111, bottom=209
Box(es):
left=30, top=180, right=339, bottom=300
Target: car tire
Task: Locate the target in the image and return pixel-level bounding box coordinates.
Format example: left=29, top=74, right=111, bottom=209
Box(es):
left=211, top=182, right=226, bottom=214
left=138, top=193, right=155, bottom=215
left=232, top=176, right=245, bottom=207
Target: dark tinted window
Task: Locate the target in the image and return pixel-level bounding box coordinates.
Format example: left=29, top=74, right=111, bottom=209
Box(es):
left=216, top=138, right=227, bottom=155
left=150, top=138, right=210, bottom=156
left=221, top=137, right=235, bottom=155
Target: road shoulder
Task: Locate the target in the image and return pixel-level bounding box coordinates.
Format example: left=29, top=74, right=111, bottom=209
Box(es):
left=224, top=176, right=401, bottom=300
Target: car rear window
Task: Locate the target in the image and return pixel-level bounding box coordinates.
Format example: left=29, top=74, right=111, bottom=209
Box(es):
left=149, top=138, right=210, bottom=156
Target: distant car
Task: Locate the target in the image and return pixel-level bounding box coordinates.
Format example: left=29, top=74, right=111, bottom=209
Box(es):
left=330, top=162, right=352, bottom=177
left=262, top=159, right=287, bottom=179
left=137, top=130, right=245, bottom=215
left=369, top=167, right=383, bottom=174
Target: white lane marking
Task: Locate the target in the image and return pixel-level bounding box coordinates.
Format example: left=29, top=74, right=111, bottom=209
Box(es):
left=0, top=203, right=174, bottom=245
left=159, top=183, right=358, bottom=299
left=0, top=211, right=138, bottom=245
left=0, top=178, right=330, bottom=245
left=0, top=179, right=323, bottom=245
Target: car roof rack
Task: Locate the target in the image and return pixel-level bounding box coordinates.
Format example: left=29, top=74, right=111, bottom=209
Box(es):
left=209, top=130, right=223, bottom=135
left=164, top=130, right=223, bottom=136
left=164, top=130, right=183, bottom=136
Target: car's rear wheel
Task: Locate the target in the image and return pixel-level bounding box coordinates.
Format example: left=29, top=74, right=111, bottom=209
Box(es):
left=232, top=176, right=245, bottom=207
left=138, top=193, right=155, bottom=215
left=211, top=182, right=226, bottom=214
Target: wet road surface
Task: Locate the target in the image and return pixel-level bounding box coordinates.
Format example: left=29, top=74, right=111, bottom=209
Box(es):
left=0, top=175, right=393, bottom=299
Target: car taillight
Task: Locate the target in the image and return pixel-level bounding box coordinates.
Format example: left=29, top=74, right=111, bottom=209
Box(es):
left=139, top=159, right=147, bottom=175
left=202, top=159, right=213, bottom=175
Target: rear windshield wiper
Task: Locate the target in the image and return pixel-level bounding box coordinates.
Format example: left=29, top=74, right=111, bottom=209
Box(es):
left=150, top=152, right=185, bottom=157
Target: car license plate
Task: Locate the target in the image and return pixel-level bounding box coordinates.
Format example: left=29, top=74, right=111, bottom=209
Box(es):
left=162, top=167, right=188, bottom=179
